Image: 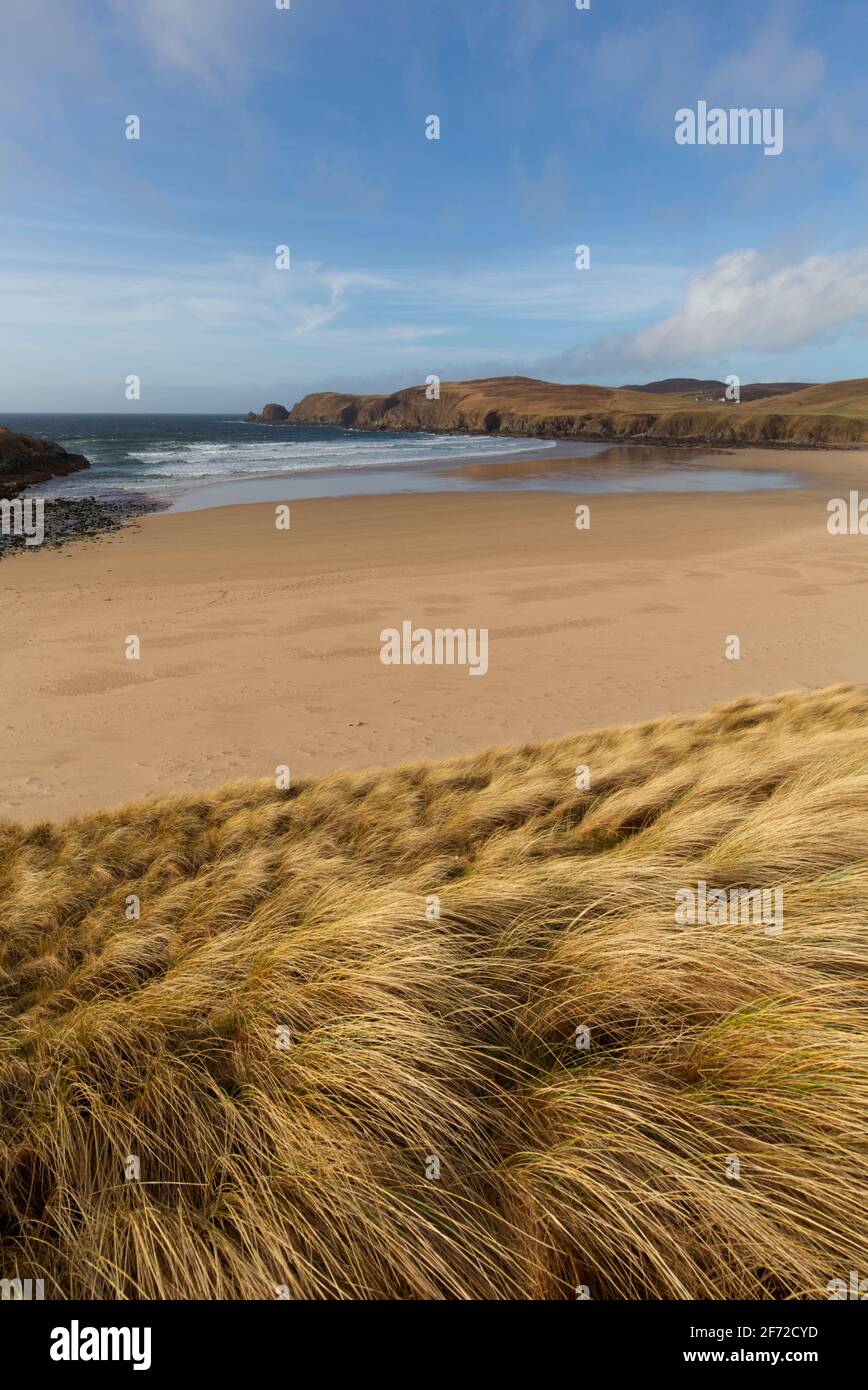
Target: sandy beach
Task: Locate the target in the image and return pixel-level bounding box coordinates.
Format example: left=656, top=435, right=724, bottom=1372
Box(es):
left=2, top=444, right=867, bottom=824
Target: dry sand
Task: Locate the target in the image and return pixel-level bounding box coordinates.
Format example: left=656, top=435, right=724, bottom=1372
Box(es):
left=2, top=446, right=867, bottom=823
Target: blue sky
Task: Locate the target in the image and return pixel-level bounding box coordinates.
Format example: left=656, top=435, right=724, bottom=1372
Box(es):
left=2, top=0, right=867, bottom=411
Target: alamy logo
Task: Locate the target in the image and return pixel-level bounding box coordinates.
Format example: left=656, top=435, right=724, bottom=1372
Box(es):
left=50, top=1320, right=152, bottom=1371
left=675, top=880, right=783, bottom=935
left=675, top=102, right=783, bottom=156
left=0, top=496, right=45, bottom=546
left=380, top=620, right=488, bottom=676
left=827, top=492, right=868, bottom=534
left=827, top=1270, right=868, bottom=1299
left=0, top=1277, right=44, bottom=1299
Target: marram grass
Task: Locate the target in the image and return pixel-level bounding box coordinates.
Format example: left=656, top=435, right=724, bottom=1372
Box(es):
left=1, top=684, right=867, bottom=1299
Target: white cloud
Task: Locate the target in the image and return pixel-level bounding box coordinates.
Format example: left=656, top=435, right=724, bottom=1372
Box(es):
left=629, top=248, right=868, bottom=361
left=545, top=246, right=868, bottom=377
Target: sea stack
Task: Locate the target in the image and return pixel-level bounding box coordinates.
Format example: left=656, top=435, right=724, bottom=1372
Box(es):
left=245, top=403, right=290, bottom=424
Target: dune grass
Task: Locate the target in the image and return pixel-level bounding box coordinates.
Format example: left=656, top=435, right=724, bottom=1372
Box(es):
left=1, top=683, right=867, bottom=1299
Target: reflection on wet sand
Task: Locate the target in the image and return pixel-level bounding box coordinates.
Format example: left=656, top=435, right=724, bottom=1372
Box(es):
left=441, top=442, right=800, bottom=492
left=170, top=439, right=804, bottom=511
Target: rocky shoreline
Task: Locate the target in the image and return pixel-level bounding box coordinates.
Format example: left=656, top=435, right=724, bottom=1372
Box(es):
left=0, top=425, right=90, bottom=494
left=0, top=495, right=165, bottom=560
left=0, top=425, right=167, bottom=558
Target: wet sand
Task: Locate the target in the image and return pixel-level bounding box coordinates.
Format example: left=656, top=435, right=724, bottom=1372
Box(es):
left=167, top=438, right=801, bottom=511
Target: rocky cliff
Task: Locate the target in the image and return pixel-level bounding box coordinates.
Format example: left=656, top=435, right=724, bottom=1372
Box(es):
left=286, top=376, right=868, bottom=448
left=0, top=427, right=90, bottom=495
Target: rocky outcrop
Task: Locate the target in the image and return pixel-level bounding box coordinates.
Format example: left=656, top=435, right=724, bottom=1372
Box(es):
left=288, top=376, right=868, bottom=449
left=0, top=427, right=90, bottom=495
left=245, top=403, right=290, bottom=424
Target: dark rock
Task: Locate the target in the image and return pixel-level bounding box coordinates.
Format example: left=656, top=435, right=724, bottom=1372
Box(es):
left=0, top=495, right=167, bottom=560
left=246, top=404, right=290, bottom=424
left=0, top=427, right=90, bottom=495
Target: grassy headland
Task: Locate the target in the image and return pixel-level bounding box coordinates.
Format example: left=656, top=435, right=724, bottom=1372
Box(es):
left=285, top=375, right=868, bottom=447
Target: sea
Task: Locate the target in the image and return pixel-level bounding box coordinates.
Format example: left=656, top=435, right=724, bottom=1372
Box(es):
left=2, top=414, right=801, bottom=512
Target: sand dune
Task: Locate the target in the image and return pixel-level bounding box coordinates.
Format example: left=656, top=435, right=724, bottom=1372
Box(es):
left=1, top=683, right=866, bottom=1298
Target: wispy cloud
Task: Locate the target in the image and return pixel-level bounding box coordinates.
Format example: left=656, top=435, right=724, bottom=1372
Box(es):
left=0, top=243, right=687, bottom=337
left=105, top=0, right=270, bottom=89
left=290, top=269, right=399, bottom=335
left=389, top=252, right=689, bottom=322
left=705, top=10, right=825, bottom=107
left=0, top=252, right=391, bottom=337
